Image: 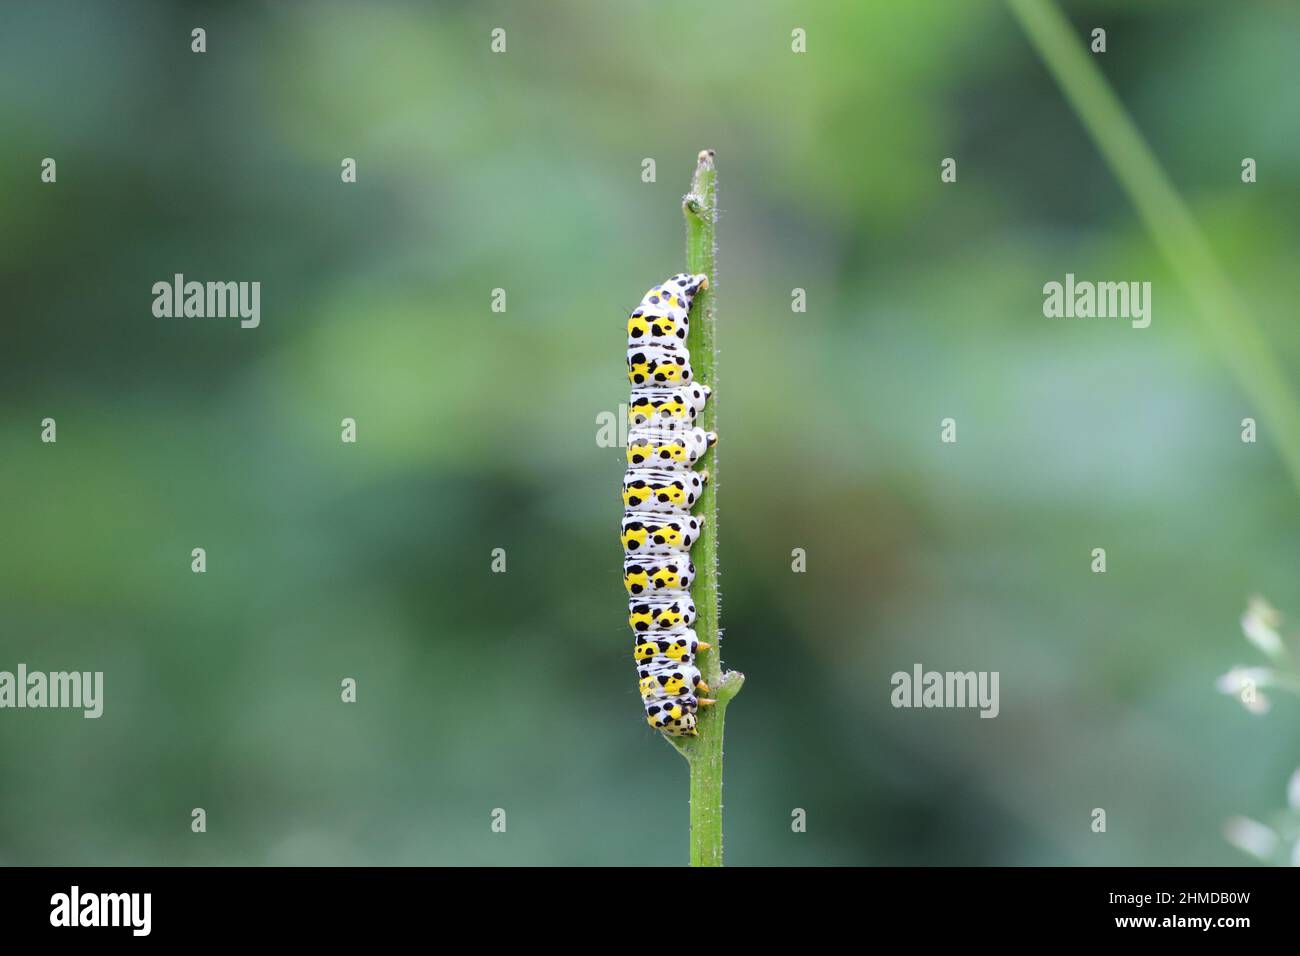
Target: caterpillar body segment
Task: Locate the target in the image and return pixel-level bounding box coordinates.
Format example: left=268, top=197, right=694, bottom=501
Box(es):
left=620, top=512, right=703, bottom=556
left=628, top=595, right=697, bottom=635
left=626, top=424, right=715, bottom=469
left=627, top=384, right=710, bottom=426
left=628, top=344, right=693, bottom=386
left=623, top=555, right=696, bottom=596
left=632, top=630, right=710, bottom=666
left=620, top=468, right=707, bottom=513
left=638, top=660, right=706, bottom=700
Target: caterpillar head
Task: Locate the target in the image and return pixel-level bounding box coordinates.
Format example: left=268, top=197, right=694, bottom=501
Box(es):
left=666, top=272, right=709, bottom=307
left=645, top=701, right=698, bottom=736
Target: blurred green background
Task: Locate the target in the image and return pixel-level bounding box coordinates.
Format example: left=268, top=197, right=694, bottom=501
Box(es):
left=2, top=0, right=1298, bottom=866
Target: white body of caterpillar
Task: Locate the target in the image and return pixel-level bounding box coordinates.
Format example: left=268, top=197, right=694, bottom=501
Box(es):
left=620, top=273, right=714, bottom=737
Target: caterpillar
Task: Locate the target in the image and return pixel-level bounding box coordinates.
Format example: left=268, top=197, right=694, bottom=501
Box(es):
left=621, top=273, right=715, bottom=737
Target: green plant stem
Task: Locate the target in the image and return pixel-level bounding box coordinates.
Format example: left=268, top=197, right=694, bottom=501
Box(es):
left=669, top=149, right=744, bottom=866
left=1007, top=0, right=1300, bottom=497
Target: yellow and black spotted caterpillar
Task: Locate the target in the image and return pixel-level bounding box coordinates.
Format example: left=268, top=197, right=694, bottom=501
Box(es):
left=621, top=273, right=716, bottom=736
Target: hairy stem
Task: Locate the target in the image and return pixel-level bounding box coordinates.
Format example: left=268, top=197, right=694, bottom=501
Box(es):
left=1007, top=0, right=1300, bottom=496
left=669, top=149, right=744, bottom=866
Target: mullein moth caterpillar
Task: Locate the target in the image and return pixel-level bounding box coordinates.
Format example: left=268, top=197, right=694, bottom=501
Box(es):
left=621, top=273, right=713, bottom=737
